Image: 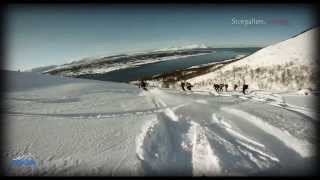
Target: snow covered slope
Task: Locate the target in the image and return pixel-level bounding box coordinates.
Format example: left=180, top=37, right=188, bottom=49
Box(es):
left=189, top=28, right=319, bottom=91
left=4, top=71, right=157, bottom=175
left=3, top=71, right=317, bottom=176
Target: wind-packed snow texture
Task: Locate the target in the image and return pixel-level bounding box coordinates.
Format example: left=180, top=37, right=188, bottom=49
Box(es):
left=3, top=70, right=317, bottom=176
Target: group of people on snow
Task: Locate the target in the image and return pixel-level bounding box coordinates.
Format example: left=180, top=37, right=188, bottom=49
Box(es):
left=180, top=81, right=193, bottom=91
left=138, top=79, right=248, bottom=95
left=214, top=83, right=248, bottom=94
left=180, top=81, right=248, bottom=94
left=138, top=80, right=148, bottom=91
left=213, top=83, right=229, bottom=92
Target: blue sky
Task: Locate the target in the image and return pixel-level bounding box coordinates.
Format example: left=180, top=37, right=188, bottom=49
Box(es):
left=6, top=4, right=317, bottom=70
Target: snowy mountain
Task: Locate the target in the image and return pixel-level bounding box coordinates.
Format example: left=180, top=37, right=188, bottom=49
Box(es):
left=28, top=65, right=58, bottom=73
left=3, top=70, right=317, bottom=176
left=189, top=28, right=319, bottom=91
left=157, top=44, right=209, bottom=51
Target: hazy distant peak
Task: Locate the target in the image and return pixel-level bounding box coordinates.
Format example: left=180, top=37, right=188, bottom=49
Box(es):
left=157, top=44, right=209, bottom=51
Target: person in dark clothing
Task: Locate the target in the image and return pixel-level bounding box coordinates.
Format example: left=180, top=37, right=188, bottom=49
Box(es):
left=186, top=82, right=193, bottom=91
left=234, top=84, right=238, bottom=91
left=213, top=84, right=219, bottom=92
left=219, top=84, right=224, bottom=92
left=242, top=84, right=248, bottom=94
left=181, top=81, right=186, bottom=91
left=140, top=80, right=148, bottom=91
left=225, top=84, right=228, bottom=92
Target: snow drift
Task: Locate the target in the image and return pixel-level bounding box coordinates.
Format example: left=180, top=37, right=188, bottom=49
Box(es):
left=4, top=71, right=156, bottom=176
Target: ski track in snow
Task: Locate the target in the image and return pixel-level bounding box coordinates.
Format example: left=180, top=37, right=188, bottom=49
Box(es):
left=145, top=87, right=316, bottom=174
left=238, top=92, right=317, bottom=120
left=6, top=105, right=181, bottom=119
left=189, top=121, right=221, bottom=176
left=221, top=107, right=314, bottom=158
left=135, top=117, right=159, bottom=161
left=136, top=89, right=223, bottom=176
left=5, top=70, right=317, bottom=176
left=145, top=89, right=180, bottom=122
left=133, top=87, right=316, bottom=176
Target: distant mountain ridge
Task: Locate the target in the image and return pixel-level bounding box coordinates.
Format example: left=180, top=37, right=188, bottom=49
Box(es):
left=29, top=65, right=58, bottom=73
left=39, top=45, right=215, bottom=77
left=157, top=44, right=209, bottom=51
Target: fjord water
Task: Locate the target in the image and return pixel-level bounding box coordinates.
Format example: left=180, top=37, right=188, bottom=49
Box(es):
left=78, top=48, right=260, bottom=82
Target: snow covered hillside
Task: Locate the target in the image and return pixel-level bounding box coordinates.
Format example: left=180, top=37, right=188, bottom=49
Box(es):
left=189, top=28, right=319, bottom=91
left=3, top=71, right=317, bottom=176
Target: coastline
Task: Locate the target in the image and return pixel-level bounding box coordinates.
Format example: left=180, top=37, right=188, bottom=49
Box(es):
left=136, top=56, right=247, bottom=88
left=44, top=52, right=212, bottom=77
